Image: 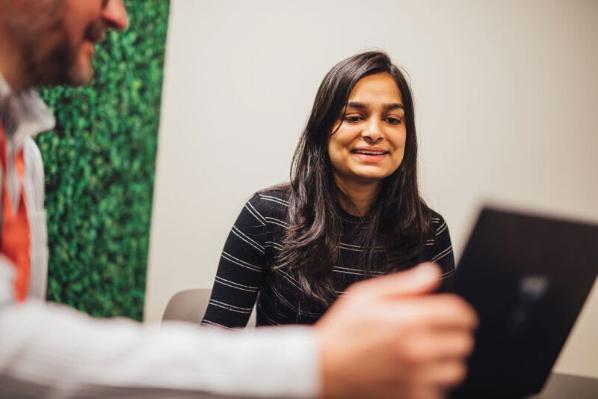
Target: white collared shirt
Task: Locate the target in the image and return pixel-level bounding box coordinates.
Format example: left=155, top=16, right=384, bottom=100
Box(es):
left=0, top=74, right=53, bottom=300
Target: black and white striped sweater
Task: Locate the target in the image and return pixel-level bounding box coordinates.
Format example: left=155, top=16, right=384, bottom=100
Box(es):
left=202, top=186, right=455, bottom=328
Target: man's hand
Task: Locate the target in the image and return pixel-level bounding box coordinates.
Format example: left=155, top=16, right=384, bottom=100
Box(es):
left=315, top=263, right=477, bottom=399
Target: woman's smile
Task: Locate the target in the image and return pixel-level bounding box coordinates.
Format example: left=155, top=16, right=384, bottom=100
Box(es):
left=351, top=147, right=390, bottom=163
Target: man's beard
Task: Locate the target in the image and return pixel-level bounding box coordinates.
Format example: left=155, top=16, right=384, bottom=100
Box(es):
left=21, top=35, right=77, bottom=88
left=9, top=3, right=106, bottom=88
left=6, top=0, right=71, bottom=88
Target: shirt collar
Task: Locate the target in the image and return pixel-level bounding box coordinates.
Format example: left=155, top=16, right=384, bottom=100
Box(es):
left=0, top=73, right=55, bottom=148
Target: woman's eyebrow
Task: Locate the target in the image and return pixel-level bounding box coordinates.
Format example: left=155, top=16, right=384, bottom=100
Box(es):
left=345, top=101, right=404, bottom=111
left=346, top=101, right=369, bottom=110
left=385, top=103, right=404, bottom=111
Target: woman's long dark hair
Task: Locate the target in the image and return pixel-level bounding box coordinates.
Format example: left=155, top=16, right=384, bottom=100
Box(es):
left=275, top=51, right=432, bottom=304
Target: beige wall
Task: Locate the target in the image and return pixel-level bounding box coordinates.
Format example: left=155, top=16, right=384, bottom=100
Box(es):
left=146, top=0, right=598, bottom=378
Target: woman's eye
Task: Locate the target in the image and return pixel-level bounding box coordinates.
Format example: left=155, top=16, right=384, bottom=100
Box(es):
left=343, top=114, right=363, bottom=123
left=385, top=116, right=402, bottom=125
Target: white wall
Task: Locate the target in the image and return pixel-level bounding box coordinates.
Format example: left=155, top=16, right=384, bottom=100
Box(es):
left=146, top=0, right=598, bottom=378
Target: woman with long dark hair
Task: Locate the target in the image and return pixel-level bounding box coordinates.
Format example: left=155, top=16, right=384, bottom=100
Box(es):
left=201, top=51, right=454, bottom=328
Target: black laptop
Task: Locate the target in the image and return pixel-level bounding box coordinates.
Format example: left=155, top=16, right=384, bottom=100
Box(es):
left=451, top=207, right=598, bottom=398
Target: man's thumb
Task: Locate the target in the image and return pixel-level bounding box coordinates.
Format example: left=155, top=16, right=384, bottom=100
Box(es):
left=358, top=262, right=441, bottom=298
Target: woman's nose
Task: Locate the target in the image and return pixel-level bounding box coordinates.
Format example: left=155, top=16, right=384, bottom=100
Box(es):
left=362, top=120, right=383, bottom=144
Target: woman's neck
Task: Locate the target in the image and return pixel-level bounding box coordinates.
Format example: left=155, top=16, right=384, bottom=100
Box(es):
left=334, top=175, right=381, bottom=217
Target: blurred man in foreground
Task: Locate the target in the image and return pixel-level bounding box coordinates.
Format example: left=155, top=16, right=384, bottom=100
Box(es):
left=0, top=1, right=477, bottom=398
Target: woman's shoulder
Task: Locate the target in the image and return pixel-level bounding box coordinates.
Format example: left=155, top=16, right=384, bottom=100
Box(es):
left=255, top=183, right=291, bottom=200
left=423, top=206, right=449, bottom=236
left=246, top=183, right=291, bottom=220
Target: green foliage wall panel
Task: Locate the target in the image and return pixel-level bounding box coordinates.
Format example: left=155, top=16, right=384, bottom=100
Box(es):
left=36, top=1, right=170, bottom=321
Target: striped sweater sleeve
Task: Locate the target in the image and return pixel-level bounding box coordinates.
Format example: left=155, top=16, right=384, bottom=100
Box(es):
left=429, top=214, right=456, bottom=292
left=201, top=194, right=268, bottom=328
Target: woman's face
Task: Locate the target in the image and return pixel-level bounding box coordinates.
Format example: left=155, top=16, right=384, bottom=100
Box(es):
left=328, top=72, right=407, bottom=188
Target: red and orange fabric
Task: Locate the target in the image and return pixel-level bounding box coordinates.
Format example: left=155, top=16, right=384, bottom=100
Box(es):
left=0, top=122, right=30, bottom=302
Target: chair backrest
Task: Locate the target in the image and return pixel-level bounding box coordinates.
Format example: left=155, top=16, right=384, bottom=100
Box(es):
left=162, top=288, right=212, bottom=324
left=162, top=288, right=256, bottom=327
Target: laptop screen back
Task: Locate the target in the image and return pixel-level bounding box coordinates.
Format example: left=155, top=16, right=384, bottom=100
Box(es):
left=452, top=207, right=598, bottom=397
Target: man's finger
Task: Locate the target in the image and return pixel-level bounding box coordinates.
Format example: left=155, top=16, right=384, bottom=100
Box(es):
left=420, top=359, right=468, bottom=388
left=350, top=262, right=442, bottom=299
left=388, top=295, right=479, bottom=330
left=403, top=330, right=475, bottom=362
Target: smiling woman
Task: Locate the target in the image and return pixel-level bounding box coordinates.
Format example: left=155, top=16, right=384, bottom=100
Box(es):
left=201, top=51, right=455, bottom=328
left=328, top=72, right=408, bottom=214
